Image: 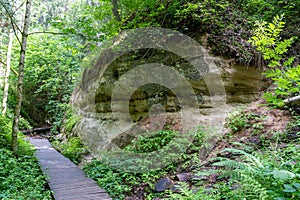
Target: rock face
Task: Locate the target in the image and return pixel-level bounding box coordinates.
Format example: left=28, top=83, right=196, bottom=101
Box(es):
left=71, top=37, right=267, bottom=156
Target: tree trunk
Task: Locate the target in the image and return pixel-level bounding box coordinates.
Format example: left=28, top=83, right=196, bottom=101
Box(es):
left=0, top=36, right=2, bottom=88
left=2, top=29, right=13, bottom=116
left=111, top=0, right=121, bottom=21
left=11, top=0, right=32, bottom=154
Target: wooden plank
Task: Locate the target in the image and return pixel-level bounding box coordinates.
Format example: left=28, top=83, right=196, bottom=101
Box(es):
left=29, top=138, right=112, bottom=200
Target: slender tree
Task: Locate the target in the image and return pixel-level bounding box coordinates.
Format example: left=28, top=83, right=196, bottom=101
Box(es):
left=0, top=36, right=2, bottom=88
left=2, top=29, right=13, bottom=116
left=11, top=0, right=32, bottom=154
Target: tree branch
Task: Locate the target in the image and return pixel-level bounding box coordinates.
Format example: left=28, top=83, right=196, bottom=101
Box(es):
left=10, top=67, right=19, bottom=76
left=284, top=95, right=300, bottom=104
left=0, top=60, right=5, bottom=66
left=12, top=0, right=26, bottom=15
left=0, top=1, right=22, bottom=45
left=28, top=31, right=69, bottom=36
left=0, top=59, right=18, bottom=75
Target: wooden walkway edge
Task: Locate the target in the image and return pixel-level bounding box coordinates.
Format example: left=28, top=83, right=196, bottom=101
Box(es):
left=29, top=138, right=112, bottom=200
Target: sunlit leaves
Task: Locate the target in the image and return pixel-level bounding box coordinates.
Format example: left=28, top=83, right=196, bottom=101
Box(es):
left=249, top=15, right=295, bottom=69
left=249, top=15, right=300, bottom=107
left=22, top=33, right=84, bottom=125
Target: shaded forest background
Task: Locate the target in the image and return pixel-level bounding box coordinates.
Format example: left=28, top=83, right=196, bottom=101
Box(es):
left=0, top=0, right=299, bottom=131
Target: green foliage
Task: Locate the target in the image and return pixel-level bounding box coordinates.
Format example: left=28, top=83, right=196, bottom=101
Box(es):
left=0, top=148, right=52, bottom=199
left=249, top=15, right=300, bottom=108
left=167, top=124, right=300, bottom=200
left=84, top=160, right=132, bottom=199
left=84, top=127, right=214, bottom=199
left=21, top=33, right=83, bottom=128
left=62, top=109, right=81, bottom=137
left=263, top=92, right=285, bottom=108
left=196, top=145, right=300, bottom=199
left=0, top=115, right=12, bottom=136
left=283, top=115, right=300, bottom=144
left=240, top=0, right=300, bottom=56
left=165, top=182, right=220, bottom=200
left=124, top=130, right=176, bottom=153
left=52, top=0, right=119, bottom=45
left=121, top=0, right=182, bottom=29
left=173, top=0, right=256, bottom=63
left=175, top=1, right=230, bottom=30
left=4, top=133, right=35, bottom=155
left=0, top=116, right=12, bottom=149
left=264, top=64, right=300, bottom=108
left=52, top=137, right=88, bottom=164
left=49, top=0, right=300, bottom=67
left=0, top=116, right=33, bottom=153
left=225, top=110, right=263, bottom=133
left=19, top=116, right=33, bottom=130
left=238, top=1, right=295, bottom=25
left=84, top=159, right=172, bottom=200
left=0, top=118, right=52, bottom=199
left=241, top=0, right=300, bottom=30
left=0, top=115, right=32, bottom=154
left=249, top=15, right=295, bottom=68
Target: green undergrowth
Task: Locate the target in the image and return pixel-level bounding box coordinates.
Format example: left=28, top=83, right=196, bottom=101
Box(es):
left=188, top=141, right=300, bottom=199
left=249, top=15, right=300, bottom=109
left=52, top=109, right=87, bottom=164
left=0, top=116, right=52, bottom=200
left=83, top=126, right=213, bottom=199
left=52, top=137, right=88, bottom=165
left=62, top=110, right=299, bottom=199
left=84, top=159, right=174, bottom=200
left=167, top=114, right=300, bottom=200
left=123, top=129, right=176, bottom=153
left=225, top=109, right=264, bottom=134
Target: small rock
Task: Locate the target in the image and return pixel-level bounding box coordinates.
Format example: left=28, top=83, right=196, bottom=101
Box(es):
left=155, top=177, right=173, bottom=192
left=176, top=172, right=190, bottom=182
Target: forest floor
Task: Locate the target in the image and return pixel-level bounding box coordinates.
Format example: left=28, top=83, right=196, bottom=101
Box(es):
left=142, top=100, right=293, bottom=199
left=76, top=95, right=297, bottom=199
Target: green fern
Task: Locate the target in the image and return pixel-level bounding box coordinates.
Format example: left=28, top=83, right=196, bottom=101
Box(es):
left=165, top=182, right=220, bottom=200
left=221, top=148, right=264, bottom=168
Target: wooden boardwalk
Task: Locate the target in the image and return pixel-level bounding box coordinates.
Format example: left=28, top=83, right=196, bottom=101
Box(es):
left=29, top=138, right=112, bottom=200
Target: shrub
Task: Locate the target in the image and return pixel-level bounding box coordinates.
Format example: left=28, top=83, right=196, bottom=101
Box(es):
left=0, top=148, right=52, bottom=199
left=194, top=146, right=300, bottom=199
left=249, top=15, right=300, bottom=108
left=0, top=115, right=12, bottom=135
left=52, top=137, right=88, bottom=164
left=124, top=129, right=177, bottom=153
